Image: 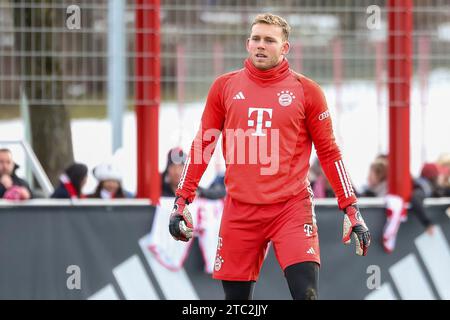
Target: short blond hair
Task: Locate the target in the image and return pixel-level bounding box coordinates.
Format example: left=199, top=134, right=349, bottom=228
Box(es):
left=251, top=13, right=291, bottom=41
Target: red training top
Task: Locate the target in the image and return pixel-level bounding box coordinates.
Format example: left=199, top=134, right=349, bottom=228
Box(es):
left=176, top=58, right=357, bottom=210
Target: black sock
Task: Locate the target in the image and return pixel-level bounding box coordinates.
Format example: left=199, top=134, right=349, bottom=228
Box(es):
left=221, top=280, right=255, bottom=300
left=284, top=262, right=319, bottom=300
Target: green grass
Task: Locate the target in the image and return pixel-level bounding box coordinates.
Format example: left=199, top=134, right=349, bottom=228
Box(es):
left=0, top=102, right=136, bottom=121
left=0, top=106, right=20, bottom=120
left=0, top=96, right=186, bottom=121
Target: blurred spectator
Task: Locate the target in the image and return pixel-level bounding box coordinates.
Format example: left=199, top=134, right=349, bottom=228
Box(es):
left=375, top=153, right=388, bottom=164
left=416, top=162, right=447, bottom=197
left=0, top=148, right=32, bottom=200
left=197, top=172, right=226, bottom=200
left=162, top=146, right=226, bottom=200
left=410, top=162, right=448, bottom=234
left=161, top=147, right=187, bottom=197
left=437, top=153, right=450, bottom=196
left=364, top=157, right=444, bottom=235
left=309, top=158, right=334, bottom=198
left=88, top=162, right=133, bottom=199
left=51, top=163, right=88, bottom=199
left=360, top=159, right=388, bottom=197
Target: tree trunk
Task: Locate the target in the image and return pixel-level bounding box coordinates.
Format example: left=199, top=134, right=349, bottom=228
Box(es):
left=13, top=0, right=74, bottom=186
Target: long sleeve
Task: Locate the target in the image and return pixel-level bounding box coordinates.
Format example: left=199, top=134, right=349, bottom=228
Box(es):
left=176, top=76, right=228, bottom=203
left=302, top=77, right=357, bottom=210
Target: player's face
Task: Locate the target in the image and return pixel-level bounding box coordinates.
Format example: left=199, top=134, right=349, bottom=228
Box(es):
left=246, top=23, right=290, bottom=70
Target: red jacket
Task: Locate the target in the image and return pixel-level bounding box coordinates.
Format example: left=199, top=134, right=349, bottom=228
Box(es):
left=177, top=58, right=357, bottom=209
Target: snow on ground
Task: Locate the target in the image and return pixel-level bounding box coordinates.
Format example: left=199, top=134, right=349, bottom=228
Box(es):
left=1, top=77, right=449, bottom=195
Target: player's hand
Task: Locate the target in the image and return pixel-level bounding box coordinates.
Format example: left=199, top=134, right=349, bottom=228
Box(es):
left=169, top=196, right=193, bottom=242
left=342, top=204, right=371, bottom=256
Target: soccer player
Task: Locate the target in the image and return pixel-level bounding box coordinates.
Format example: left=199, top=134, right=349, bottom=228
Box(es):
left=169, top=13, right=371, bottom=300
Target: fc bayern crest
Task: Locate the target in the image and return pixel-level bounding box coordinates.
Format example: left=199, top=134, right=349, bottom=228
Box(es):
left=214, top=255, right=224, bottom=271
left=277, top=90, right=296, bottom=106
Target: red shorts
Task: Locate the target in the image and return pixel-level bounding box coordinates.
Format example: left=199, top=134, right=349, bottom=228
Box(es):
left=212, top=191, right=320, bottom=281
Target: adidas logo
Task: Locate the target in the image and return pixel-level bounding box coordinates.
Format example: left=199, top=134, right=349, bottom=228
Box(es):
left=88, top=234, right=200, bottom=300
left=365, top=225, right=449, bottom=300
left=307, top=247, right=316, bottom=255
left=233, top=91, right=245, bottom=100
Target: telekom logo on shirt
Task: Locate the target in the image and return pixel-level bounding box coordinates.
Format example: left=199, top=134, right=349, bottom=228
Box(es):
left=191, top=115, right=280, bottom=176
left=247, top=107, right=272, bottom=137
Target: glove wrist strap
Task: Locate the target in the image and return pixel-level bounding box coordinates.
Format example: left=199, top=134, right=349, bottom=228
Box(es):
left=175, top=195, right=190, bottom=205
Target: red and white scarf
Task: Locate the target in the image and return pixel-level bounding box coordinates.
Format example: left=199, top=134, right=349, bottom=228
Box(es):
left=60, top=174, right=80, bottom=199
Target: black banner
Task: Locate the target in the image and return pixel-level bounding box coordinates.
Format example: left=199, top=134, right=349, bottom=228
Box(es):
left=0, top=202, right=448, bottom=300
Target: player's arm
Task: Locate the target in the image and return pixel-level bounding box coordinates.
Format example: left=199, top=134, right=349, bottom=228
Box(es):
left=302, top=77, right=371, bottom=256
left=169, top=77, right=226, bottom=242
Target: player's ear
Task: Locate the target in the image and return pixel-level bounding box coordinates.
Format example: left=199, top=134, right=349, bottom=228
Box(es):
left=281, top=41, right=290, bottom=56
left=246, top=38, right=251, bottom=53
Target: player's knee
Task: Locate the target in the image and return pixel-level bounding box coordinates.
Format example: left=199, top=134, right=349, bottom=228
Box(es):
left=289, top=285, right=318, bottom=300
left=304, top=287, right=318, bottom=300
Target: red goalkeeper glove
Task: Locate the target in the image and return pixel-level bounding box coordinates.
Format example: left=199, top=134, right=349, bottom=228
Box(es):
left=169, top=196, right=193, bottom=242
left=342, top=204, right=371, bottom=256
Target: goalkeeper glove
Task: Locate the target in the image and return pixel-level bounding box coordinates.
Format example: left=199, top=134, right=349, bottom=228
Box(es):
left=342, top=204, right=371, bottom=256
left=169, top=196, right=193, bottom=242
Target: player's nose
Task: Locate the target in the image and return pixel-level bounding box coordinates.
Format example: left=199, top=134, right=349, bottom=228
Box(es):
left=256, top=40, right=265, bottom=49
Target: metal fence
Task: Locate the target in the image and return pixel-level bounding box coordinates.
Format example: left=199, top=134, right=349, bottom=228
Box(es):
left=1, top=0, right=450, bottom=107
